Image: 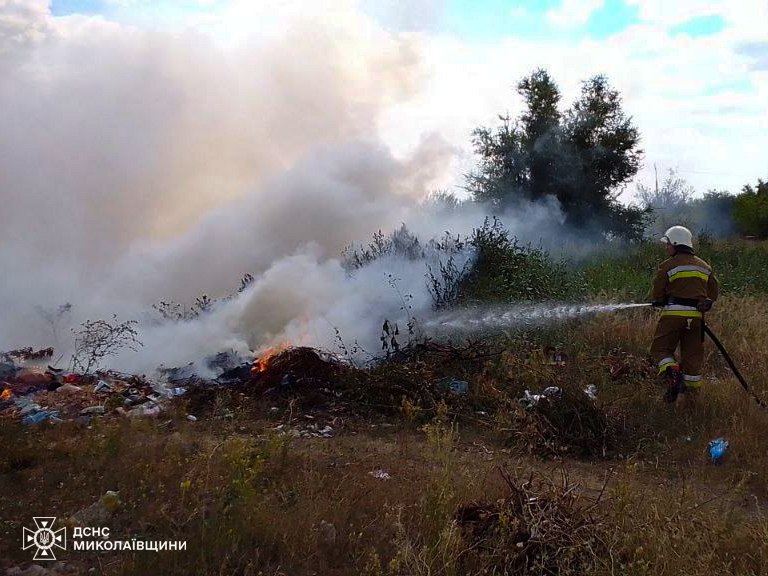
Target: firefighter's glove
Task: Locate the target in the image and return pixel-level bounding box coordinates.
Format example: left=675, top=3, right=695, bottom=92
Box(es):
left=697, top=299, right=713, bottom=313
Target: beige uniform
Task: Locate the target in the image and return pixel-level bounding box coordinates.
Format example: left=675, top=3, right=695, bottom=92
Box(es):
left=649, top=251, right=719, bottom=388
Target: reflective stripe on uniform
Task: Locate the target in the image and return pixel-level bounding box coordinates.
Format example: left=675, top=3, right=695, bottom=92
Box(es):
left=669, top=270, right=710, bottom=282
left=661, top=310, right=702, bottom=318
left=661, top=303, right=702, bottom=318
left=657, top=357, right=678, bottom=374
left=667, top=265, right=711, bottom=281
left=684, top=374, right=702, bottom=388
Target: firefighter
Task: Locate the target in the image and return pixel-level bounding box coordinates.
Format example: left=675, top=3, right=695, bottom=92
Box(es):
left=650, top=226, right=719, bottom=402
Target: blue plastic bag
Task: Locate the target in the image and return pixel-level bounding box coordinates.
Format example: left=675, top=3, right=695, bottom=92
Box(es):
left=709, top=438, right=728, bottom=462
left=23, top=410, right=61, bottom=425
left=434, top=377, right=468, bottom=395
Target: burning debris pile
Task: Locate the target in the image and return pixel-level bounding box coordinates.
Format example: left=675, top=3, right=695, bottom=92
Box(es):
left=0, top=338, right=623, bottom=459
left=455, top=468, right=607, bottom=574
left=250, top=346, right=349, bottom=391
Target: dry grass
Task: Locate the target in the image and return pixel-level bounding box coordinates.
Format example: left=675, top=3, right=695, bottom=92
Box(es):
left=3, top=293, right=768, bottom=575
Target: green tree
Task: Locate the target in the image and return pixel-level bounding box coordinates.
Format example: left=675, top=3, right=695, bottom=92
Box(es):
left=467, top=69, right=647, bottom=240
left=733, top=179, right=768, bottom=238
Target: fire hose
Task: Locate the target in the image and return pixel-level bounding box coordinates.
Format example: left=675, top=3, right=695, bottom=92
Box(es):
left=702, top=323, right=766, bottom=409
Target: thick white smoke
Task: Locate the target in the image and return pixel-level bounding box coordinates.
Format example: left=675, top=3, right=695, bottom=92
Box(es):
left=0, top=1, right=566, bottom=374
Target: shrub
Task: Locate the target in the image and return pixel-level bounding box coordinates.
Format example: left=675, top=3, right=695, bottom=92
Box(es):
left=458, top=217, right=586, bottom=304
left=70, top=315, right=142, bottom=374
left=733, top=179, right=768, bottom=238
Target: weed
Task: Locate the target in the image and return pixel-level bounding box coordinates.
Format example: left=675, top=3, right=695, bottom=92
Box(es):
left=70, top=315, right=142, bottom=374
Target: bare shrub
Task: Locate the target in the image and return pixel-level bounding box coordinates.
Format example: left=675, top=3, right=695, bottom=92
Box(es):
left=70, top=315, right=143, bottom=374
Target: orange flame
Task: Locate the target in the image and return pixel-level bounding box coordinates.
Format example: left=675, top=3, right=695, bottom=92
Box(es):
left=0, top=388, right=11, bottom=400
left=251, top=341, right=290, bottom=375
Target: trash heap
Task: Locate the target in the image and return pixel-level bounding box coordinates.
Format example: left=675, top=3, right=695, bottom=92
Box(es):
left=0, top=348, right=183, bottom=425
left=1, top=343, right=622, bottom=461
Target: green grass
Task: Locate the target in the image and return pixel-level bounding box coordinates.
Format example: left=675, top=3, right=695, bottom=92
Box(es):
left=582, top=239, right=768, bottom=300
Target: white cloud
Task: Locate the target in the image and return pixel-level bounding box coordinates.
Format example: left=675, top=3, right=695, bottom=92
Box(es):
left=0, top=0, right=51, bottom=56
left=377, top=5, right=768, bottom=200
left=546, top=0, right=604, bottom=28
left=624, top=0, right=725, bottom=25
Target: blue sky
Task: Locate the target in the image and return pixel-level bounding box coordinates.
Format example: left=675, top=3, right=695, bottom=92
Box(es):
left=442, top=0, right=642, bottom=41
left=50, top=0, right=225, bottom=23
left=50, top=0, right=727, bottom=42
left=40, top=0, right=766, bottom=195
left=669, top=13, right=727, bottom=37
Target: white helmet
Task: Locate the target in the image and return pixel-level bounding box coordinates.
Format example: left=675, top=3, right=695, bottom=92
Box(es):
left=661, top=225, right=693, bottom=249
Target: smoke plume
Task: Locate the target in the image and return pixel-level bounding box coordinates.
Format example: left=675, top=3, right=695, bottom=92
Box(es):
left=0, top=1, right=568, bottom=374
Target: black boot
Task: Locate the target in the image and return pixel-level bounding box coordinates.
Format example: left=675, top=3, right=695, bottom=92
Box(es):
left=664, top=366, right=685, bottom=403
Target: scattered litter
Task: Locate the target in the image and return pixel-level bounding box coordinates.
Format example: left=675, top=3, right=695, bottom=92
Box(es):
left=270, top=406, right=280, bottom=412
left=520, top=387, right=562, bottom=409
left=70, top=491, right=121, bottom=526
left=543, top=386, right=561, bottom=398
left=274, top=422, right=335, bottom=438
left=23, top=409, right=61, bottom=425
left=20, top=403, right=43, bottom=416
left=128, top=404, right=161, bottom=418
left=94, top=380, right=113, bottom=393
left=709, top=438, right=728, bottom=462
left=369, top=469, right=392, bottom=480
left=55, top=383, right=82, bottom=394
left=301, top=423, right=334, bottom=438
left=435, top=377, right=469, bottom=395
left=274, top=424, right=300, bottom=437
left=186, top=414, right=197, bottom=422
left=584, top=384, right=597, bottom=400
left=80, top=406, right=105, bottom=416
left=520, top=390, right=543, bottom=408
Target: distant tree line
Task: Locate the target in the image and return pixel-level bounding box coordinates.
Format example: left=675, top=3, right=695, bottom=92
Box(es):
left=466, top=68, right=646, bottom=241
left=733, top=179, right=768, bottom=238
left=639, top=170, right=767, bottom=240
left=466, top=68, right=767, bottom=241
